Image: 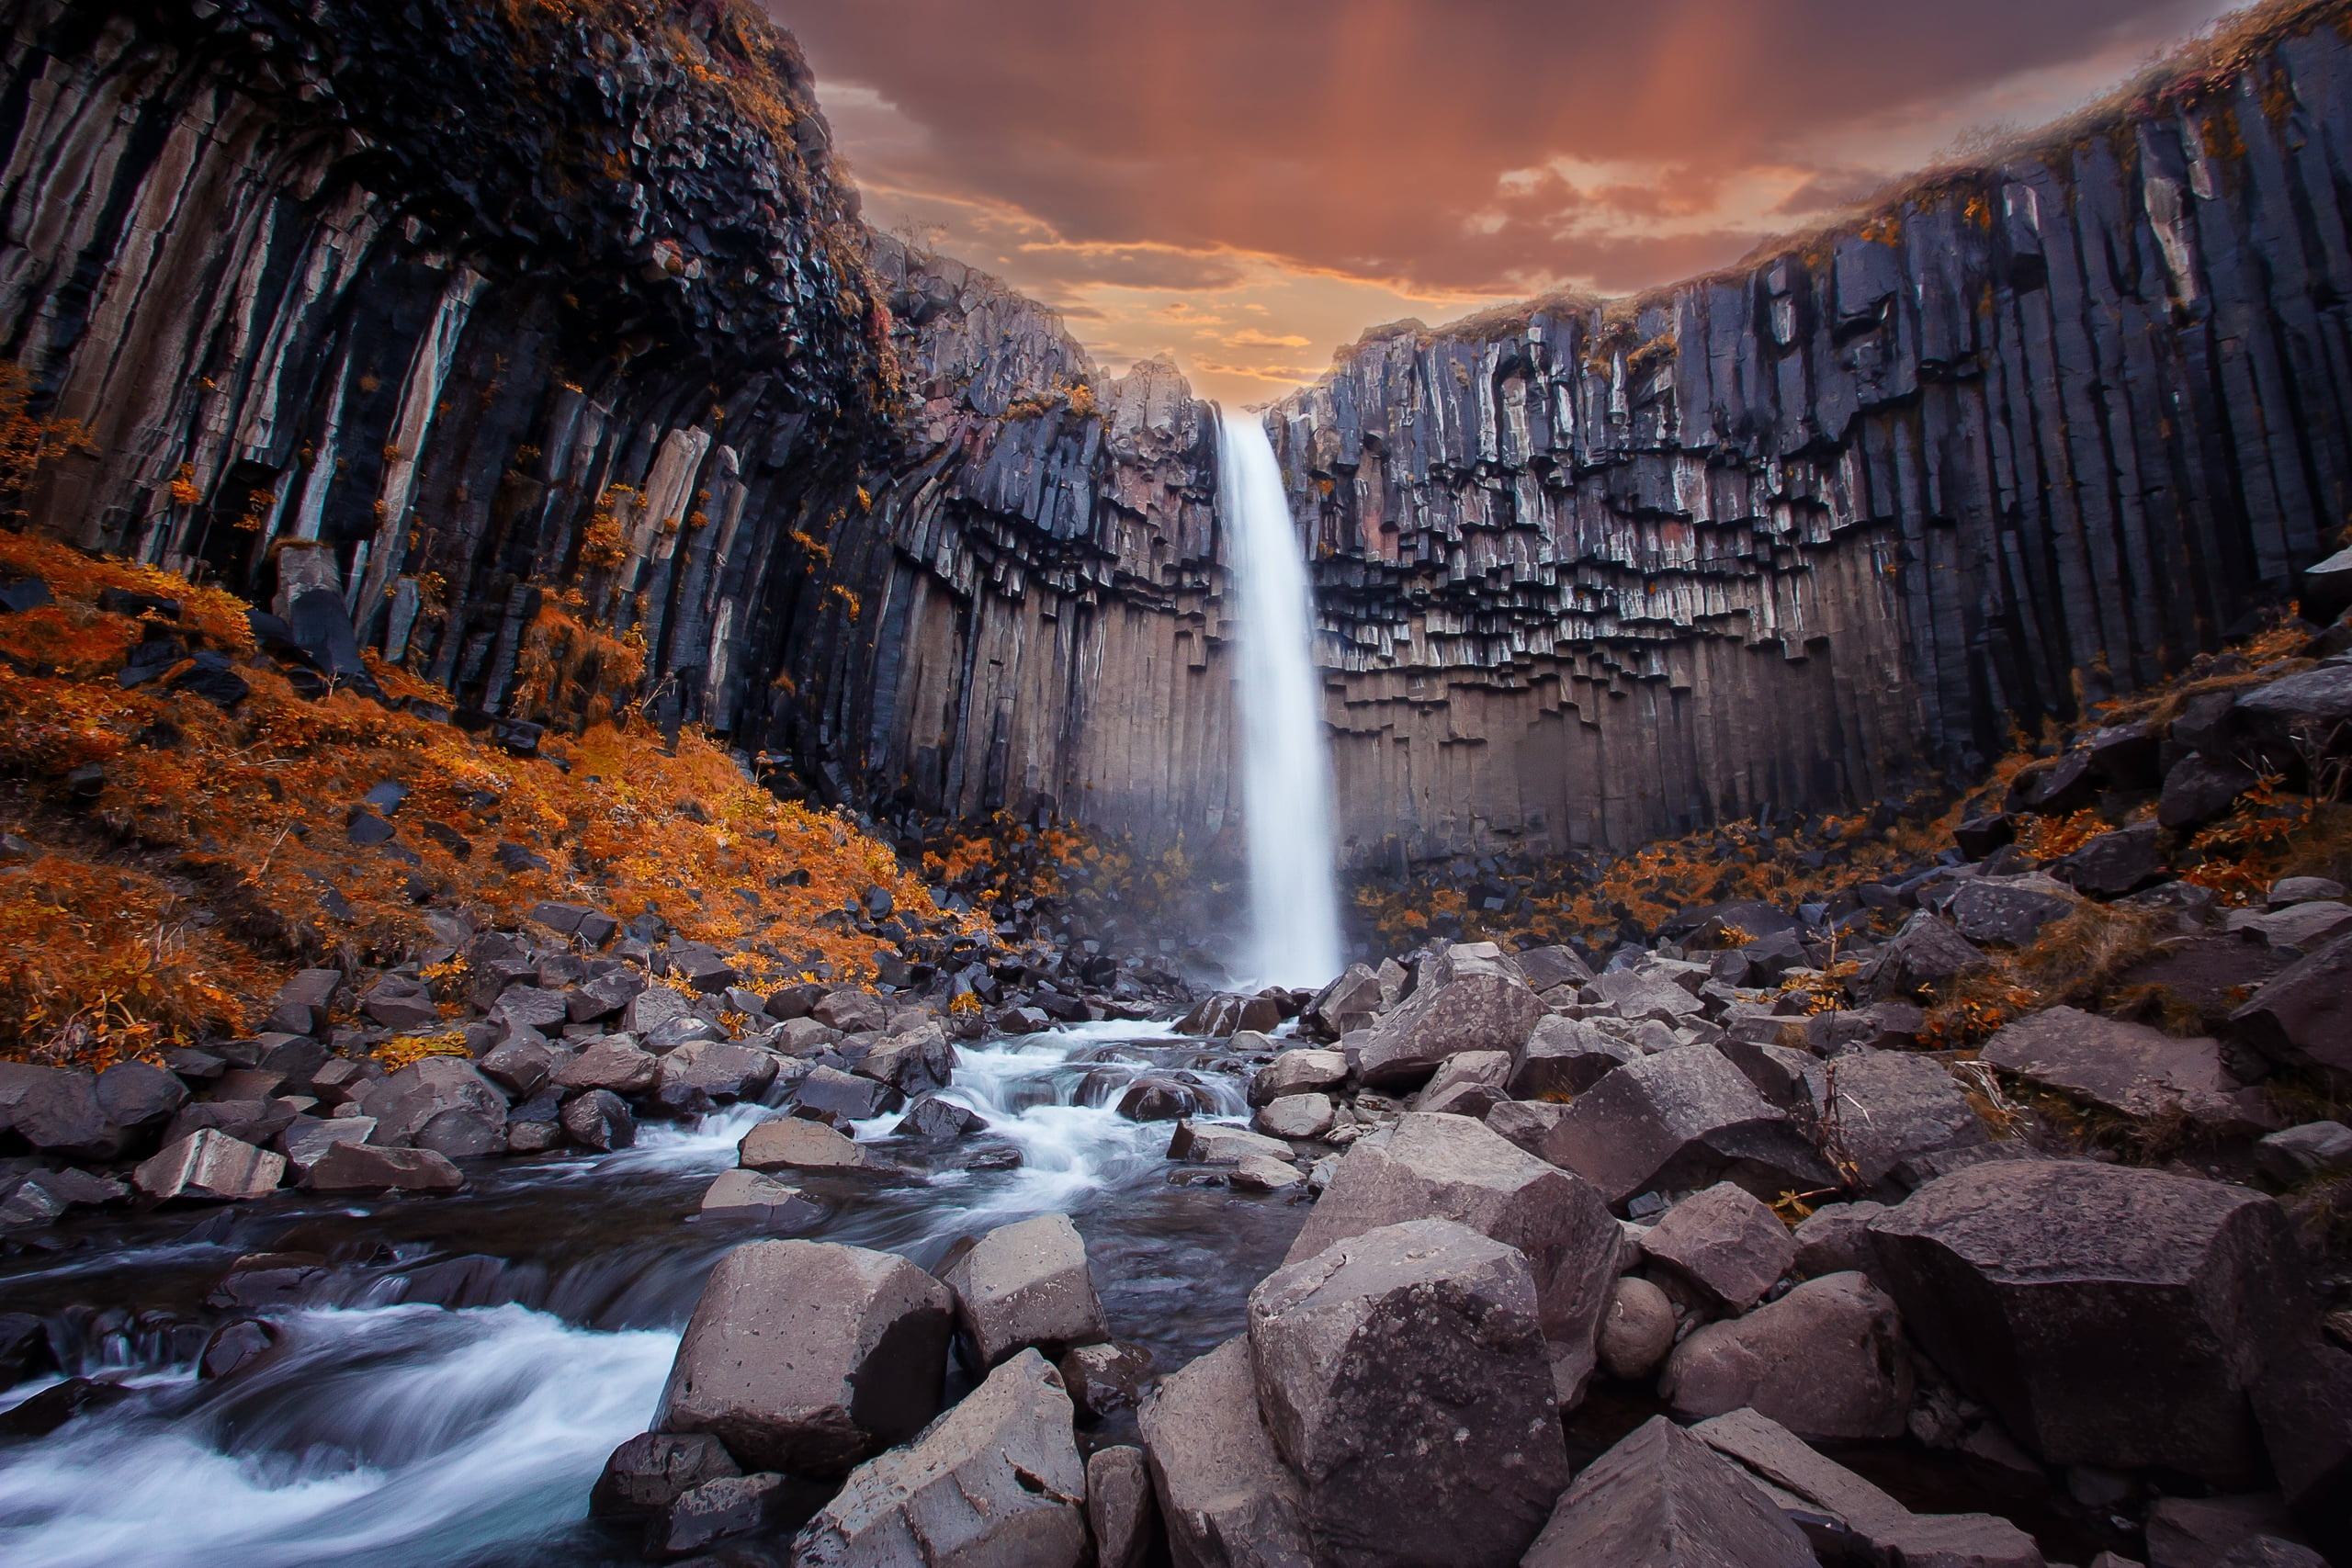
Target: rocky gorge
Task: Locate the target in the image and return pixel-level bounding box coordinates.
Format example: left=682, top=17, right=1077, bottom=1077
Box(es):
left=3, top=0, right=2352, bottom=1564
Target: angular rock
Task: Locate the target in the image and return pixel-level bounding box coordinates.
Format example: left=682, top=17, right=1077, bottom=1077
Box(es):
left=812, top=988, right=886, bottom=1033
left=740, top=1116, right=867, bottom=1172
left=1660, top=1271, right=1914, bottom=1439
left=1949, top=876, right=2079, bottom=946
left=2145, top=1495, right=2307, bottom=1568
left=2251, top=1341, right=2352, bottom=1523
left=937, top=1213, right=1109, bottom=1371
left=1588, top=969, right=1705, bottom=1026
left=1792, top=1201, right=1888, bottom=1279
left=1513, top=1015, right=1642, bottom=1098
left=791, top=1348, right=1085, bottom=1568
left=698, top=1169, right=826, bottom=1229
left=199, top=1318, right=279, bottom=1381
left=1413, top=1049, right=1513, bottom=1117
left=306, top=1140, right=464, bottom=1194
left=1483, top=1097, right=1573, bottom=1159
left=653, top=1040, right=779, bottom=1116
left=1117, top=1075, right=1202, bottom=1121
left=1639, top=1181, right=1797, bottom=1312
left=590, top=1431, right=741, bottom=1521
left=2225, top=900, right=2352, bottom=953
left=1862, top=914, right=1988, bottom=1001
left=1866, top=1160, right=2315, bottom=1482
left=1520, top=1415, right=1818, bottom=1568
left=266, top=968, right=341, bottom=1034
left=1088, top=1445, right=1158, bottom=1568
left=1059, top=1340, right=1155, bottom=1423
left=2053, top=823, right=2167, bottom=898
left=0, top=1064, right=110, bottom=1157
left=792, top=1064, right=903, bottom=1125
left=1170, top=1121, right=1294, bottom=1166
left=1231, top=1152, right=1306, bottom=1192
left=894, top=1095, right=986, bottom=1141
left=2162, top=752, right=2261, bottom=830
left=414, top=1107, right=504, bottom=1159
left=93, top=1059, right=187, bottom=1139
left=649, top=1472, right=791, bottom=1560
left=560, top=1088, right=636, bottom=1152
left=1249, top=1047, right=1350, bottom=1106
left=132, top=1129, right=284, bottom=1201
left=1137, top=1337, right=1313, bottom=1568
left=2255, top=1120, right=2352, bottom=1183
left=656, top=1238, right=952, bottom=1473
left=1544, top=1045, right=1837, bottom=1209
left=2231, top=931, right=2352, bottom=1077
left=1596, top=1275, right=1677, bottom=1381
left=1248, top=1217, right=1570, bottom=1567
left=478, top=1033, right=554, bottom=1098
left=1304, top=964, right=1384, bottom=1040
left=552, top=1036, right=659, bottom=1096
left=1804, top=1050, right=1990, bottom=1188
left=1981, top=1006, right=2243, bottom=1122
left=1353, top=968, right=1543, bottom=1089
left=357, top=1057, right=509, bottom=1146
left=852, top=1025, right=956, bottom=1098
left=1255, top=1093, right=1337, bottom=1141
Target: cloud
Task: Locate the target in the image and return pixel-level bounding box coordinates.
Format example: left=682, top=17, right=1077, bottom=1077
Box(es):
left=1226, top=329, right=1313, bottom=348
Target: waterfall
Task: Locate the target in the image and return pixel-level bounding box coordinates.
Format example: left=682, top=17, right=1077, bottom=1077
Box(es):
left=1216, top=407, right=1343, bottom=990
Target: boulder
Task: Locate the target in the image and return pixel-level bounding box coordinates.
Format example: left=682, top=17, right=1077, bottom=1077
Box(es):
left=1255, top=1093, right=1337, bottom=1141
left=478, top=1034, right=553, bottom=1098
left=1137, top=1337, right=1313, bottom=1568
left=1520, top=1415, right=1818, bottom=1568
left=1304, top=964, right=1384, bottom=1039
left=1861, top=914, right=1988, bottom=1001
left=648, top=1472, right=792, bottom=1560
left=1283, top=1113, right=1622, bottom=1400
left=2053, top=823, right=2167, bottom=898
left=853, top=1025, right=956, bottom=1098
left=791, top=1348, right=1086, bottom=1568
left=589, top=1431, right=741, bottom=1521
left=2231, top=931, right=2352, bottom=1077
left=2251, top=1341, right=2352, bottom=1524
left=1517, top=944, right=1596, bottom=993
left=655, top=1238, right=952, bottom=1473
left=1588, top=968, right=1704, bottom=1025
left=1660, top=1272, right=1914, bottom=1439
left=698, top=1169, right=826, bottom=1229
left=1232, top=1153, right=1306, bottom=1192
left=2162, top=752, right=2261, bottom=829
left=415, top=1106, right=504, bottom=1159
left=1117, top=1076, right=1203, bottom=1121
left=1483, top=1098, right=1573, bottom=1160
left=1411, top=1049, right=1513, bottom=1118
left=1169, top=1122, right=1294, bottom=1167
left=1512, top=1015, right=1641, bottom=1099
left=625, top=986, right=693, bottom=1037
left=1792, top=1201, right=1888, bottom=1279
left=93, top=1060, right=187, bottom=1141
left=1058, top=1340, right=1155, bottom=1423
left=2255, top=1120, right=2352, bottom=1183
left=560, top=1089, right=636, bottom=1152
left=937, top=1213, right=1110, bottom=1371
left=305, top=1140, right=464, bottom=1195
left=1596, top=1276, right=1678, bottom=1381
left=791, top=1064, right=903, bottom=1125
left=1804, top=1050, right=1990, bottom=1188
left=2236, top=662, right=2352, bottom=733
left=1544, top=1046, right=1837, bottom=1209
left=1088, top=1445, right=1158, bottom=1568
left=1980, top=1007, right=2244, bottom=1122
left=0, top=1064, right=110, bottom=1157
left=1250, top=1048, right=1350, bottom=1106
left=132, top=1129, right=283, bottom=1201
left=1638, top=1182, right=1797, bottom=1312
left=357, top=1057, right=509, bottom=1146
left=2145, top=1495, right=2308, bottom=1568
left=552, top=1036, right=658, bottom=1096
left=893, top=1095, right=986, bottom=1141
left=1866, top=1160, right=2315, bottom=1483
left=266, top=967, right=341, bottom=1034
left=653, top=1041, right=779, bottom=1116
left=1949, top=876, right=2078, bottom=946
left=1248, top=1217, right=1571, bottom=1568
left=739, top=1116, right=868, bottom=1173
left=1353, top=967, right=1543, bottom=1089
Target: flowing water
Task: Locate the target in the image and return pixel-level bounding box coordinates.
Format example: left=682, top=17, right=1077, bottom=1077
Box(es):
left=0, top=1025, right=1306, bottom=1568
left=1216, top=408, right=1344, bottom=991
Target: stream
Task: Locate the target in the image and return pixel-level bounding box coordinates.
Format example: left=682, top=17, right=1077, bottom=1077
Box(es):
left=0, top=1023, right=1308, bottom=1568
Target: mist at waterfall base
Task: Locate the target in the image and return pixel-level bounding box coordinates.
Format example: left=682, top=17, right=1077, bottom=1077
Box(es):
left=1216, top=408, right=1345, bottom=992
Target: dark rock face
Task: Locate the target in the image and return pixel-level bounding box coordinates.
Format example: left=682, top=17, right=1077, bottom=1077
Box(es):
left=1866, top=1160, right=2315, bottom=1483
left=1546, top=1045, right=1836, bottom=1209
left=1520, top=1416, right=1818, bottom=1568
left=1136, top=1337, right=1313, bottom=1568
left=1658, top=1272, right=1915, bottom=1440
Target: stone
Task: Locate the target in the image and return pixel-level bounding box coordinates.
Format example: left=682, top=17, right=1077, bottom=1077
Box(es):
left=1304, top=964, right=1385, bottom=1039
left=1249, top=1047, right=1350, bottom=1105
left=590, top=1431, right=742, bottom=1521
left=1117, top=1076, right=1202, bottom=1120
left=2162, top=752, right=2261, bottom=829
left=1169, top=1121, right=1294, bottom=1166
left=2225, top=901, right=2352, bottom=953
left=266, top=967, right=342, bottom=1034
left=2237, top=663, right=2352, bottom=730
left=1248, top=1217, right=1570, bottom=1568
left=1283, top=1113, right=1623, bottom=1400
left=1353, top=967, right=1543, bottom=1089
left=649, top=1472, right=791, bottom=1560
left=199, top=1318, right=279, bottom=1380
left=168, top=1097, right=298, bottom=1150
left=1659, top=1271, right=1915, bottom=1439
left=1137, top=1337, right=1313, bottom=1568
left=2272, top=876, right=2347, bottom=907
left=1949, top=876, right=2078, bottom=946
left=1544, top=1045, right=1837, bottom=1209
left=415, top=1107, right=505, bottom=1158
left=360, top=976, right=440, bottom=1030
left=1255, top=1093, right=1337, bottom=1140
left=1088, top=1445, right=1157, bottom=1568
left=1517, top=943, right=1595, bottom=992
left=1512, top=1015, right=1642, bottom=1098
left=1865, top=1160, right=2314, bottom=1482
left=698, top=1169, right=826, bottom=1229
left=94, top=1059, right=187, bottom=1138
left=1980, top=1007, right=2243, bottom=1122
left=1483, top=1097, right=1573, bottom=1159
left=852, top=1025, right=956, bottom=1098
left=2212, top=1542, right=2327, bottom=1568
left=937, top=1213, right=1109, bottom=1371
left=655, top=1238, right=952, bottom=1473
left=740, top=1116, right=868, bottom=1172
left=1520, top=1415, right=1818, bottom=1568
left=1638, top=1181, right=1798, bottom=1312
left=1588, top=968, right=1706, bottom=1025
left=1792, top=1201, right=1888, bottom=1278
left=1803, top=1050, right=1990, bottom=1188
left=813, top=987, right=887, bottom=1032
left=2256, top=1120, right=2352, bottom=1182
left=1058, top=1340, right=1155, bottom=1423
left=357, top=1056, right=508, bottom=1146
left=478, top=1033, right=553, bottom=1098
left=894, top=1095, right=986, bottom=1140
left=133, top=1129, right=284, bottom=1201
left=560, top=1088, right=637, bottom=1151
left=552, top=1035, right=658, bottom=1096
left=1597, top=1275, right=1677, bottom=1381
left=2145, top=1495, right=2306, bottom=1568
left=0, top=1064, right=110, bottom=1157
left=1718, top=1038, right=1823, bottom=1109
left=791, top=1348, right=1086, bottom=1568
left=2231, top=931, right=2352, bottom=1077
left=2053, top=823, right=2167, bottom=898
left=2251, top=1341, right=2352, bottom=1522
left=653, top=1040, right=779, bottom=1115
left=1413, top=1049, right=1513, bottom=1117
left=279, top=1113, right=379, bottom=1178
left=791, top=1064, right=903, bottom=1125
left=1861, top=914, right=1988, bottom=1001
left=305, top=1139, right=464, bottom=1194
left=1230, top=1152, right=1306, bottom=1191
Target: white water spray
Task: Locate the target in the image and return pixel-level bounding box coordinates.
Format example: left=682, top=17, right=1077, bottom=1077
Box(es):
left=1216, top=407, right=1343, bottom=989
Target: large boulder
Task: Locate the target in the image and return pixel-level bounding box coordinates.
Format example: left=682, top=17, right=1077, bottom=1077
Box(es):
left=1637, top=1182, right=1796, bottom=1313
left=356, top=1056, right=509, bottom=1146
left=1659, top=1272, right=1914, bottom=1439
left=132, top=1129, right=283, bottom=1201
left=1250, top=1048, right=1350, bottom=1106
left=792, top=1348, right=1087, bottom=1568
left=1255, top=1094, right=1337, bottom=1141
left=1282, top=1112, right=1621, bottom=1401
left=1136, top=1337, right=1313, bottom=1568
left=854, top=1023, right=956, bottom=1098
left=791, top=1064, right=903, bottom=1125
left=2252, top=1341, right=2352, bottom=1527
left=589, top=1432, right=741, bottom=1521
left=698, top=1169, right=827, bottom=1230
left=738, top=1116, right=867, bottom=1172
left=2052, top=823, right=2167, bottom=898
left=0, top=1064, right=111, bottom=1157
left=1511, top=1015, right=1641, bottom=1099
left=1303, top=964, right=1384, bottom=1040
left=1352, top=961, right=1542, bottom=1089
left=1411, top=1050, right=1512, bottom=1118
left=1803, top=1050, right=1990, bottom=1188
left=1247, top=1217, right=1571, bottom=1568
left=1860, top=914, right=1988, bottom=1001
left=1520, top=1415, right=1819, bottom=1568
left=2231, top=930, right=2352, bottom=1077
left=937, top=1213, right=1109, bottom=1371
left=1586, top=969, right=1704, bottom=1026
left=1088, top=1445, right=1159, bottom=1568
left=1866, top=1161, right=2315, bottom=1483
left=1544, top=1046, right=1837, bottom=1210
left=654, top=1239, right=953, bottom=1473
left=1980, top=1006, right=2246, bottom=1123
left=1949, top=875, right=2079, bottom=947
left=652, top=1041, right=779, bottom=1116
left=305, top=1140, right=464, bottom=1195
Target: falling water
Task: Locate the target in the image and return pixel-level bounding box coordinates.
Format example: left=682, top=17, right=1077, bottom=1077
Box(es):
left=1216, top=407, right=1343, bottom=989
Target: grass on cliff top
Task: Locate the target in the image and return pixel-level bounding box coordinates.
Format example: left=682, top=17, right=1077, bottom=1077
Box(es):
left=0, top=528, right=963, bottom=1069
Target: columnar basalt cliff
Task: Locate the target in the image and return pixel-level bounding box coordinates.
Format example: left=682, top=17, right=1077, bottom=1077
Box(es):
left=1272, top=7, right=2352, bottom=862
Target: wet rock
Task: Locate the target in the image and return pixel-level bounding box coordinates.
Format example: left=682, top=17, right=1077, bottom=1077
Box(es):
left=2251, top=1341, right=2352, bottom=1526
left=1137, top=1336, right=1312, bottom=1568
left=1804, top=1050, right=1990, bottom=1188
left=1230, top=1152, right=1306, bottom=1192
left=792, top=1347, right=1086, bottom=1568
left=1866, top=1160, right=2314, bottom=1482
left=0, top=1314, right=51, bottom=1384
left=305, top=1140, right=464, bottom=1194
left=1512, top=1015, right=1641, bottom=1098
left=1949, top=876, right=2079, bottom=946
left=653, top=1041, right=779, bottom=1116
left=648, top=1472, right=791, bottom=1560
left=560, top=1089, right=637, bottom=1152
left=552, top=1036, right=658, bottom=1096
left=0, top=1377, right=133, bottom=1438
left=1638, top=1181, right=1797, bottom=1312
left=198, top=1318, right=279, bottom=1380
left=698, top=1169, right=826, bottom=1229
left=1256, top=1093, right=1337, bottom=1141
left=1249, top=1047, right=1350, bottom=1105
left=2231, top=931, right=2352, bottom=1077
left=1178, top=991, right=1283, bottom=1038
left=415, top=1107, right=505, bottom=1158
left=1169, top=1121, right=1294, bottom=1166
left=853, top=1025, right=956, bottom=1098
left=1088, top=1445, right=1158, bottom=1568
left=2053, top=823, right=2167, bottom=898
left=1861, top=914, right=1988, bottom=1001
left=507, top=1121, right=562, bottom=1155
left=656, top=1238, right=952, bottom=1474
left=1249, top=1217, right=1568, bottom=1567
left=790, top=1064, right=902, bottom=1125
left=740, top=1117, right=868, bottom=1172
left=2145, top=1495, right=2307, bottom=1568
left=94, top=1060, right=187, bottom=1143
left=1597, top=1276, right=1677, bottom=1381
left=1058, top=1340, right=1155, bottom=1424
left=1545, top=1045, right=1837, bottom=1210
left=590, top=1431, right=741, bottom=1521
left=1283, top=1112, right=1622, bottom=1403
left=1660, top=1271, right=1914, bottom=1438
left=1001, top=1005, right=1055, bottom=1034
left=1792, top=1201, right=1888, bottom=1278
left=357, top=1057, right=509, bottom=1146
left=1354, top=964, right=1543, bottom=1089
left=1521, top=1415, right=1817, bottom=1568
left=937, top=1213, right=1109, bottom=1371
left=1413, top=1049, right=1513, bottom=1117
left=133, top=1129, right=284, bottom=1201
left=893, top=1095, right=986, bottom=1140
left=1980, top=1006, right=2245, bottom=1122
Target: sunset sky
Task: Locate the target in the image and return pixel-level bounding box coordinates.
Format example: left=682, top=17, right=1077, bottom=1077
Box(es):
left=783, top=0, right=2245, bottom=402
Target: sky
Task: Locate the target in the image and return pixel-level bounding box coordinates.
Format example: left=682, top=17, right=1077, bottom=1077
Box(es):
left=781, top=0, right=2245, bottom=404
